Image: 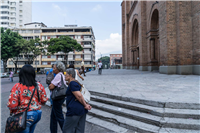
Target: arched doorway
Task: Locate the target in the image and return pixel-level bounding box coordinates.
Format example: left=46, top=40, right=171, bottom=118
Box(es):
left=148, top=9, right=159, bottom=71
left=131, top=19, right=139, bottom=69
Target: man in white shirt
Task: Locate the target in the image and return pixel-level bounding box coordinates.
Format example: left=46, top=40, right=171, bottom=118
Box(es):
left=98, top=61, right=103, bottom=74
left=80, top=60, right=86, bottom=76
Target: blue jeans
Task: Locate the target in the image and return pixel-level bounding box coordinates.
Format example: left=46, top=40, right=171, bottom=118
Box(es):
left=50, top=98, right=65, bottom=133
left=17, top=110, right=42, bottom=133
left=10, top=77, right=13, bottom=82
left=48, top=84, right=53, bottom=106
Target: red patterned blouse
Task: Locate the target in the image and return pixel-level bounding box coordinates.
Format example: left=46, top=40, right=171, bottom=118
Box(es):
left=7, top=82, right=48, bottom=115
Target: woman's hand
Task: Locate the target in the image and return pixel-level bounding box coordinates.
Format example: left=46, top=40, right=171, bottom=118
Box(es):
left=84, top=104, right=92, bottom=110
left=49, top=84, right=55, bottom=90
left=82, top=78, right=84, bottom=81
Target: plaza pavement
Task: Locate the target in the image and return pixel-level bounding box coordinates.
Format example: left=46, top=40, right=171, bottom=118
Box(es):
left=80, top=69, right=200, bottom=106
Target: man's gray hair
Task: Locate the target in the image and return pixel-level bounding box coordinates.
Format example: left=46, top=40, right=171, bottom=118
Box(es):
left=66, top=68, right=75, bottom=78
left=55, top=61, right=66, bottom=73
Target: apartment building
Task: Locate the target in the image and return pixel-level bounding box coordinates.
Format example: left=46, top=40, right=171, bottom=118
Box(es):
left=0, top=0, right=32, bottom=29
left=110, top=54, right=122, bottom=69
left=7, top=22, right=95, bottom=71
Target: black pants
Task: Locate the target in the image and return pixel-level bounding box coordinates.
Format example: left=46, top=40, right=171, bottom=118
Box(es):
left=50, top=98, right=65, bottom=133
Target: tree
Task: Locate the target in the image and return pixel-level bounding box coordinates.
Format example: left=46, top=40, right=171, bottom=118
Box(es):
left=98, top=56, right=110, bottom=69
left=44, top=35, right=83, bottom=68
left=20, top=38, right=46, bottom=65
left=1, top=27, right=23, bottom=72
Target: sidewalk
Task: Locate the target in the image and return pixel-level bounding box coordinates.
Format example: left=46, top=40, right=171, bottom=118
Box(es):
left=81, top=69, right=199, bottom=105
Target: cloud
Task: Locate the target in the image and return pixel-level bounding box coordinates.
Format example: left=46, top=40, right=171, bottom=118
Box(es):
left=52, top=3, right=66, bottom=17
left=92, top=5, right=102, bottom=11
left=95, top=33, right=122, bottom=60
left=52, top=3, right=61, bottom=10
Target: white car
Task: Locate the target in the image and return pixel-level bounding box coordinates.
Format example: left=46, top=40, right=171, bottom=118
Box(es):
left=1, top=73, right=8, bottom=78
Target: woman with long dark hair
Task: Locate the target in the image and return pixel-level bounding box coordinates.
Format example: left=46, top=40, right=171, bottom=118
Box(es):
left=7, top=64, right=48, bottom=133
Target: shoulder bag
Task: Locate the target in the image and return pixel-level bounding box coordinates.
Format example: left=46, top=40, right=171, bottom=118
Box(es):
left=51, top=74, right=67, bottom=100
left=5, top=84, right=40, bottom=133
left=74, top=80, right=90, bottom=103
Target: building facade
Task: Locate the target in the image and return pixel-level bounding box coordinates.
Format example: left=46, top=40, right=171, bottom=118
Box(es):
left=7, top=23, right=95, bottom=71
left=122, top=1, right=200, bottom=75
left=110, top=54, right=122, bottom=69
left=0, top=0, right=32, bottom=29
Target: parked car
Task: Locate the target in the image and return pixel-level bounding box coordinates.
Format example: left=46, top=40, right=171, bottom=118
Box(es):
left=1, top=73, right=8, bottom=78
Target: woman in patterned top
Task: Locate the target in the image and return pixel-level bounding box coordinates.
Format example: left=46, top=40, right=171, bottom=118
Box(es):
left=7, top=64, right=48, bottom=133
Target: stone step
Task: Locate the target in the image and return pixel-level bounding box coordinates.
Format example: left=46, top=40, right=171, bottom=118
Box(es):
left=159, top=128, right=200, bottom=133
left=91, top=95, right=200, bottom=119
left=90, top=91, right=200, bottom=109
left=88, top=108, right=160, bottom=133
left=89, top=101, right=200, bottom=130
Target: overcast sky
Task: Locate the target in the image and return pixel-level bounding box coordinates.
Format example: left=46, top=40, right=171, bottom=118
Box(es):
left=32, top=1, right=122, bottom=60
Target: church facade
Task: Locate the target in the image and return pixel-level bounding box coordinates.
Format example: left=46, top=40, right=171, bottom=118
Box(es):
left=121, top=1, right=200, bottom=75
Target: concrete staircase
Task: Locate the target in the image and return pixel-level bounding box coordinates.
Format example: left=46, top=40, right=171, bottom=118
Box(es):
left=45, top=90, right=200, bottom=133
left=88, top=91, right=200, bottom=133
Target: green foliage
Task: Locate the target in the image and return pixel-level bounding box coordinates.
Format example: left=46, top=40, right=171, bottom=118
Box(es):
left=43, top=35, right=83, bottom=67
left=98, top=56, right=110, bottom=69
left=20, top=38, right=46, bottom=64
left=1, top=27, right=23, bottom=72
left=46, top=35, right=83, bottom=54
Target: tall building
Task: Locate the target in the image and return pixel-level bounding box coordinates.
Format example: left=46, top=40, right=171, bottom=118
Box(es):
left=0, top=0, right=32, bottom=29
left=110, top=54, right=122, bottom=69
left=121, top=1, right=200, bottom=75
left=7, top=23, right=95, bottom=71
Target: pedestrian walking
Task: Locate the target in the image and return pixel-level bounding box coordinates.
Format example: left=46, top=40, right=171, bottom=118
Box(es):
left=7, top=64, right=48, bottom=133
left=98, top=61, right=103, bottom=75
left=48, top=61, right=66, bottom=133
left=69, top=64, right=84, bottom=81
left=80, top=60, right=86, bottom=77
left=9, top=70, right=14, bottom=82
left=63, top=68, right=92, bottom=133
left=46, top=64, right=56, bottom=106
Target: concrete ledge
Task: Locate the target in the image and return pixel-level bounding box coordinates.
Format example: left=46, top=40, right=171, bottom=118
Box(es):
left=126, top=66, right=131, bottom=69
left=193, top=65, right=200, bottom=75
left=148, top=66, right=159, bottom=71
left=177, top=65, right=193, bottom=75
left=90, top=91, right=200, bottom=109
left=159, top=66, right=177, bottom=74
left=139, top=66, right=148, bottom=71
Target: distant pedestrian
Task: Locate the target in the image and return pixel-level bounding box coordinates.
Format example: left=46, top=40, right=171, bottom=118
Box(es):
left=46, top=64, right=56, bottom=106
left=80, top=60, right=86, bottom=77
left=48, top=61, right=66, bottom=133
left=7, top=64, right=48, bottom=133
left=98, top=61, right=103, bottom=75
left=63, top=68, right=92, bottom=133
left=69, top=64, right=84, bottom=81
left=9, top=70, right=14, bottom=82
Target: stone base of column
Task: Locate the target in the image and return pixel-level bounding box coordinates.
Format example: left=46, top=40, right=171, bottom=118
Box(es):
left=139, top=66, right=148, bottom=71
left=159, top=65, right=199, bottom=75
left=127, top=66, right=131, bottom=69
left=193, top=65, right=200, bottom=75
left=148, top=66, right=159, bottom=71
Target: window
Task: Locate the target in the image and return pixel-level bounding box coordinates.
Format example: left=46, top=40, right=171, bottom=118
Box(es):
left=42, top=55, right=47, bottom=58
left=51, top=62, right=56, bottom=65
left=10, top=7, right=16, bottom=11
left=1, top=11, right=9, bottom=14
left=1, top=6, right=9, bottom=8
left=75, top=55, right=81, bottom=58
left=75, top=35, right=81, bottom=39
left=9, top=61, right=13, bottom=65
left=35, top=61, right=39, bottom=65
left=51, top=55, right=56, bottom=59
left=1, top=22, right=9, bottom=25
left=84, top=55, right=91, bottom=59
left=19, top=15, right=22, bottom=18
left=19, top=20, right=22, bottom=23
left=10, top=2, right=16, bottom=5
left=35, top=25, right=37, bottom=27
left=19, top=10, right=22, bottom=13
left=42, top=36, right=47, bottom=40
left=68, top=55, right=73, bottom=58
left=1, top=16, right=9, bottom=19
left=19, top=1, right=23, bottom=3
left=42, top=62, right=47, bottom=65
left=10, top=13, right=16, bottom=16
left=34, top=30, right=40, bottom=33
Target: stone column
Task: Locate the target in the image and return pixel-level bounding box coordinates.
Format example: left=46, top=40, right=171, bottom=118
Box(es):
left=150, top=38, right=155, bottom=60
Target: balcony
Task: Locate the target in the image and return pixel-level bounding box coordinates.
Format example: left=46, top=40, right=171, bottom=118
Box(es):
left=84, top=51, right=91, bottom=54
left=57, top=58, right=65, bottom=61
left=75, top=58, right=82, bottom=61
left=75, top=51, right=83, bottom=54
left=41, top=58, right=56, bottom=61
left=84, top=58, right=92, bottom=61
left=84, top=45, right=92, bottom=48
left=68, top=58, right=74, bottom=61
